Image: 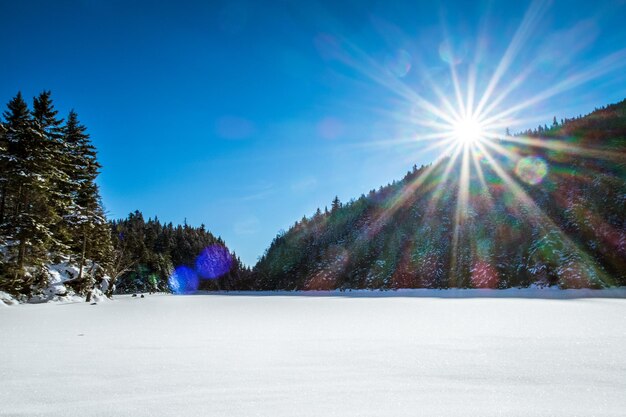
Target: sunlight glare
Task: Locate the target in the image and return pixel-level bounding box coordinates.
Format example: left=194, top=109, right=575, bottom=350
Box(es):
left=453, top=116, right=484, bottom=145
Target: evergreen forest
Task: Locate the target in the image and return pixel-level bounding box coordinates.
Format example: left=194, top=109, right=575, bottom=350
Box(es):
left=1, top=91, right=624, bottom=297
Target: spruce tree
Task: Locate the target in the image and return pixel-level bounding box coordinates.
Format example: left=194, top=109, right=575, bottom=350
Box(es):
left=32, top=91, right=71, bottom=254
left=0, top=92, right=54, bottom=293
left=0, top=118, right=7, bottom=229
left=63, top=110, right=112, bottom=295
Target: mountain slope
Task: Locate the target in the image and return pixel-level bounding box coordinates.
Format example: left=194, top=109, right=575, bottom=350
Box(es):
left=253, top=99, right=626, bottom=290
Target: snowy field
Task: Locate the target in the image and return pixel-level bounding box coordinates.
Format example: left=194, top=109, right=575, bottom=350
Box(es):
left=2, top=290, right=626, bottom=417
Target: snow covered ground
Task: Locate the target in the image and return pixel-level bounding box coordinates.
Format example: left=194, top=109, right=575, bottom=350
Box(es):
left=1, top=290, right=625, bottom=416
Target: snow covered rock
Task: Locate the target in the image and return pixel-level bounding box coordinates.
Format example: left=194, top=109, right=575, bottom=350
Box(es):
left=0, top=291, right=18, bottom=306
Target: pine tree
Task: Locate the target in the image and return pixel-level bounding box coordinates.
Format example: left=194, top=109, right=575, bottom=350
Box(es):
left=0, top=118, right=8, bottom=229
left=32, top=91, right=72, bottom=254
left=0, top=92, right=54, bottom=293
left=63, top=110, right=112, bottom=296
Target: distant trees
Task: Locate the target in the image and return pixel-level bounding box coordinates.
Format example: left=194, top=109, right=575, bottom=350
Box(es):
left=331, top=196, right=341, bottom=212
left=110, top=211, right=252, bottom=293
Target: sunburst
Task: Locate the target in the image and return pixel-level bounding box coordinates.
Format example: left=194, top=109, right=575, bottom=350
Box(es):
left=318, top=0, right=625, bottom=288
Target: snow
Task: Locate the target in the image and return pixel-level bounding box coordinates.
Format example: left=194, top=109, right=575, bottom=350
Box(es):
left=0, top=291, right=18, bottom=306
left=23, top=259, right=111, bottom=304
left=1, top=290, right=625, bottom=416
left=45, top=261, right=80, bottom=297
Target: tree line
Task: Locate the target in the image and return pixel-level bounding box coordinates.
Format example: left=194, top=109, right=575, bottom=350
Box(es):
left=2, top=91, right=624, bottom=296
left=110, top=211, right=252, bottom=294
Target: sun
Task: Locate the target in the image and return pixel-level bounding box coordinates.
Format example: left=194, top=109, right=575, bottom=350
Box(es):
left=452, top=116, right=485, bottom=146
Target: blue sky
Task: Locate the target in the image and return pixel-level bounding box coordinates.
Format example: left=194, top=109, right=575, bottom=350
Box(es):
left=2, top=0, right=625, bottom=265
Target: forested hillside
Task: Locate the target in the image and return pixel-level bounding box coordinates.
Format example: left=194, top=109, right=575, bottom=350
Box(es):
left=253, top=100, right=626, bottom=290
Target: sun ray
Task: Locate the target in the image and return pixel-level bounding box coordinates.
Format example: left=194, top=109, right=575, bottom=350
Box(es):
left=480, top=48, right=626, bottom=126
left=336, top=36, right=462, bottom=125
left=448, top=51, right=467, bottom=118
left=371, top=139, right=461, bottom=227
left=465, top=62, right=478, bottom=119
left=473, top=140, right=613, bottom=286
left=477, top=64, right=536, bottom=119
left=448, top=141, right=474, bottom=286
left=425, top=141, right=465, bottom=215
left=341, top=133, right=456, bottom=154
left=478, top=134, right=522, bottom=161
left=469, top=146, right=493, bottom=201
left=413, top=66, right=465, bottom=121
left=498, top=135, right=626, bottom=163
left=473, top=0, right=550, bottom=116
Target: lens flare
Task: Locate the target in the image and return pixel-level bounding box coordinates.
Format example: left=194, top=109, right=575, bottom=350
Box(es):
left=385, top=49, right=412, bottom=77
left=515, top=156, right=548, bottom=185
left=317, top=116, right=344, bottom=139
left=168, top=266, right=199, bottom=294
left=438, top=40, right=468, bottom=65
left=195, top=245, right=233, bottom=279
